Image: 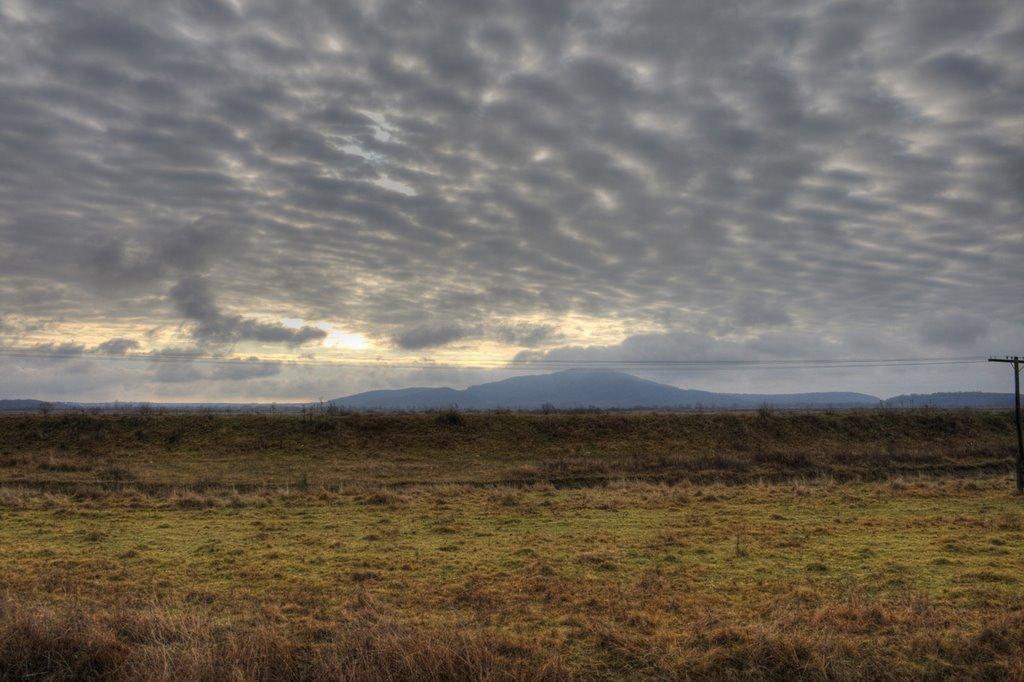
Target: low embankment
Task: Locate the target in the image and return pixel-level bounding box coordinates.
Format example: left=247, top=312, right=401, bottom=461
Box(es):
left=0, top=409, right=1015, bottom=490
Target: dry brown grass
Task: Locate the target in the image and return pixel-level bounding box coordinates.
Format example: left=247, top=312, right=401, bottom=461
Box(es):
left=0, top=595, right=565, bottom=681
left=3, top=593, right=1021, bottom=681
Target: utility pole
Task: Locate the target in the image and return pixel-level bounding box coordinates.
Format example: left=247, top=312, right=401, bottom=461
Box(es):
left=989, top=356, right=1023, bottom=493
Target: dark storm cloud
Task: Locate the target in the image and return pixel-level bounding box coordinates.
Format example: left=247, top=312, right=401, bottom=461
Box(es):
left=0, top=0, right=1021, bottom=399
left=917, top=52, right=1005, bottom=93
left=493, top=322, right=561, bottom=348
left=392, top=323, right=471, bottom=350
left=734, top=296, right=793, bottom=329
left=169, top=277, right=327, bottom=347
left=392, top=320, right=560, bottom=350
left=150, top=355, right=283, bottom=384
left=918, top=313, right=991, bottom=349
left=209, top=358, right=283, bottom=382
left=24, top=342, right=88, bottom=365
left=31, top=342, right=86, bottom=357
left=94, top=338, right=140, bottom=355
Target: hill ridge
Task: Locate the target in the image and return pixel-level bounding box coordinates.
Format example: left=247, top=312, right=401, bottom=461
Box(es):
left=330, top=369, right=882, bottom=410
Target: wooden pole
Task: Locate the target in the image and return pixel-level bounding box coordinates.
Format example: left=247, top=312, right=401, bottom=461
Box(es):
left=989, top=357, right=1023, bottom=493
left=1015, top=359, right=1023, bottom=494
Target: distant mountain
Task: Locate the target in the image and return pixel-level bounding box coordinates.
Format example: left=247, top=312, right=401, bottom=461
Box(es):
left=330, top=386, right=463, bottom=410
left=0, top=399, right=55, bottom=411
left=329, top=369, right=882, bottom=410
left=0, top=399, right=285, bottom=412
left=2, top=374, right=1014, bottom=412
left=883, top=392, right=1015, bottom=409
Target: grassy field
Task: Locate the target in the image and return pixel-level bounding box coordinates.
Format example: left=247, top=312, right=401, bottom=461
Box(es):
left=1, top=411, right=1022, bottom=679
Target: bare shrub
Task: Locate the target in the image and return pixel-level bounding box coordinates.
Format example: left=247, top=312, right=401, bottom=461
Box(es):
left=0, top=488, right=32, bottom=509
left=170, top=490, right=220, bottom=510
left=435, top=408, right=464, bottom=427
left=487, top=487, right=522, bottom=507
left=37, top=457, right=93, bottom=473
left=359, top=489, right=406, bottom=507
left=96, top=463, right=135, bottom=481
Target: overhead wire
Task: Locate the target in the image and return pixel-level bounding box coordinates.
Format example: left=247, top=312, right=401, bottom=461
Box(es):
left=0, top=346, right=991, bottom=372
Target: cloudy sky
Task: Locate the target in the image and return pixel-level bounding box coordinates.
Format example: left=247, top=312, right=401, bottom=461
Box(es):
left=0, top=0, right=1022, bottom=402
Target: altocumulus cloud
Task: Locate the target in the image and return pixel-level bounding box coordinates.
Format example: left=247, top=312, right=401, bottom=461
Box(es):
left=0, top=0, right=1021, bottom=400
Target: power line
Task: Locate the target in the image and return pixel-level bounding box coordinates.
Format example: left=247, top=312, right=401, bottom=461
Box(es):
left=510, top=357, right=985, bottom=365
left=0, top=346, right=991, bottom=372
